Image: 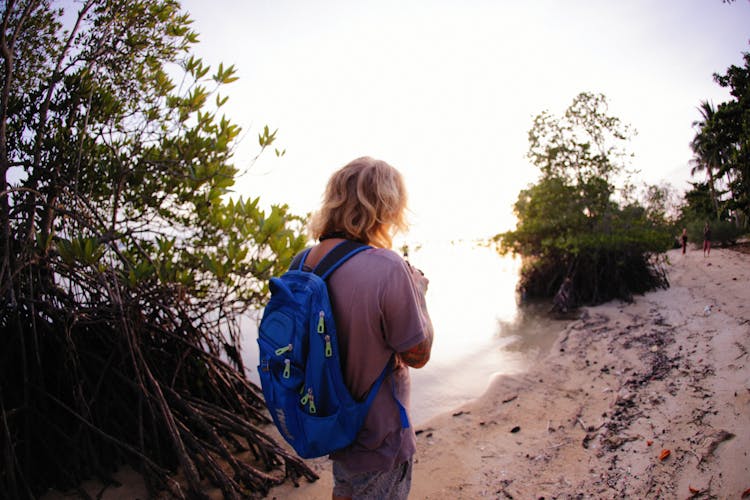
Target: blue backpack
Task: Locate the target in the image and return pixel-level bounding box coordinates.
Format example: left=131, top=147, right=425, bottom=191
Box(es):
left=257, top=240, right=398, bottom=459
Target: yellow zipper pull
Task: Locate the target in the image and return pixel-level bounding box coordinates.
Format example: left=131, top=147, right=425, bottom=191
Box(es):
left=274, top=343, right=293, bottom=356
left=324, top=335, right=333, bottom=358
left=308, top=390, right=317, bottom=414
left=317, top=311, right=325, bottom=333
left=282, top=359, right=291, bottom=379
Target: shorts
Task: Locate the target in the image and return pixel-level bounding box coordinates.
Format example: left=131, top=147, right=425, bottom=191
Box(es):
left=332, top=458, right=413, bottom=499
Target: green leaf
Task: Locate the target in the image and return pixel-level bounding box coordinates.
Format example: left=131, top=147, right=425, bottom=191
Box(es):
left=258, top=125, right=278, bottom=147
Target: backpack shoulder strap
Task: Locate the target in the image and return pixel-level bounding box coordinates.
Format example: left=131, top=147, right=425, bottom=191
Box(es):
left=314, top=240, right=370, bottom=280
left=290, top=247, right=311, bottom=271
left=287, top=241, right=369, bottom=278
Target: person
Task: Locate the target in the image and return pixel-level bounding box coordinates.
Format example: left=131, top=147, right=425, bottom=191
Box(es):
left=681, top=228, right=688, bottom=255
left=304, top=156, right=434, bottom=500
left=703, top=221, right=712, bottom=257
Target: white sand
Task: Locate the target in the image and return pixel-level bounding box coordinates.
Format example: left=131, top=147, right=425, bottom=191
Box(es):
left=45, top=247, right=750, bottom=499
left=269, top=247, right=750, bottom=499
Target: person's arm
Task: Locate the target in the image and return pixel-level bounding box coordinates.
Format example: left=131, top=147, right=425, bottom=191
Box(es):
left=400, top=335, right=432, bottom=368
left=399, top=265, right=434, bottom=369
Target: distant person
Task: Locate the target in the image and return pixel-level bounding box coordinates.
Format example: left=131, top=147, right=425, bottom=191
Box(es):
left=681, top=228, right=688, bottom=255
left=703, top=222, right=712, bottom=257
left=306, top=157, right=434, bottom=500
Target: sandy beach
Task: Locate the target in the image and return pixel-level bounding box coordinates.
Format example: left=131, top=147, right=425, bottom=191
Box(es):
left=268, top=246, right=750, bottom=499
left=45, top=246, right=749, bottom=499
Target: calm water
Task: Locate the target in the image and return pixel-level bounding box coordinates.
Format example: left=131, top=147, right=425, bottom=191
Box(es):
left=241, top=242, right=565, bottom=426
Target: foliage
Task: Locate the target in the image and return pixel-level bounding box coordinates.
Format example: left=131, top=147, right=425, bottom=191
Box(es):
left=704, top=219, right=745, bottom=245
left=680, top=181, right=725, bottom=222
left=679, top=180, right=746, bottom=246
left=690, top=49, right=750, bottom=228
left=684, top=218, right=745, bottom=248
left=496, top=93, right=671, bottom=306
left=527, top=92, right=634, bottom=189
left=1, top=1, right=310, bottom=498
left=639, top=182, right=682, bottom=229
left=689, top=101, right=725, bottom=220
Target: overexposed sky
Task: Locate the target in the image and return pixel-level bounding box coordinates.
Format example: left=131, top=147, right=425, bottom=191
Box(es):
left=180, top=0, right=750, bottom=241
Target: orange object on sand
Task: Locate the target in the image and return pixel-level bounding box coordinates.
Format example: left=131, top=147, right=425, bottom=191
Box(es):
left=658, top=449, right=670, bottom=461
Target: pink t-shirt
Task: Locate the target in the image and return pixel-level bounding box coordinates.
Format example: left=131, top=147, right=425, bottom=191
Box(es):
left=324, top=247, right=429, bottom=473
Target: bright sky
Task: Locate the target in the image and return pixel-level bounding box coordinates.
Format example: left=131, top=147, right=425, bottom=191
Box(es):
left=180, top=0, right=750, bottom=242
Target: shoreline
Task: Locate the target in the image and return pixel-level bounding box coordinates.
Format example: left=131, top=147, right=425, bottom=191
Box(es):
left=269, top=246, right=750, bottom=499
left=43, top=246, right=750, bottom=499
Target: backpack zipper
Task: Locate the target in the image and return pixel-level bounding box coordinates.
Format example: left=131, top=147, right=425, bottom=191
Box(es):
left=317, top=311, right=325, bottom=333
left=324, top=335, right=333, bottom=357
left=318, top=310, right=333, bottom=357
left=308, top=390, right=317, bottom=414
left=275, top=343, right=293, bottom=356
left=300, top=388, right=316, bottom=414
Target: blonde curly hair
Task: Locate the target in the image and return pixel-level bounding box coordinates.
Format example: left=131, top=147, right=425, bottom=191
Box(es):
left=309, top=157, right=408, bottom=248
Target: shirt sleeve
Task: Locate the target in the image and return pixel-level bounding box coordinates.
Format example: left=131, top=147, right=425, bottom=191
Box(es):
left=380, top=257, right=428, bottom=353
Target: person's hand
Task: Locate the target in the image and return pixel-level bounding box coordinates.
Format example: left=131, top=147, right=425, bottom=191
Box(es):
left=401, top=262, right=434, bottom=369
left=409, top=264, right=429, bottom=295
